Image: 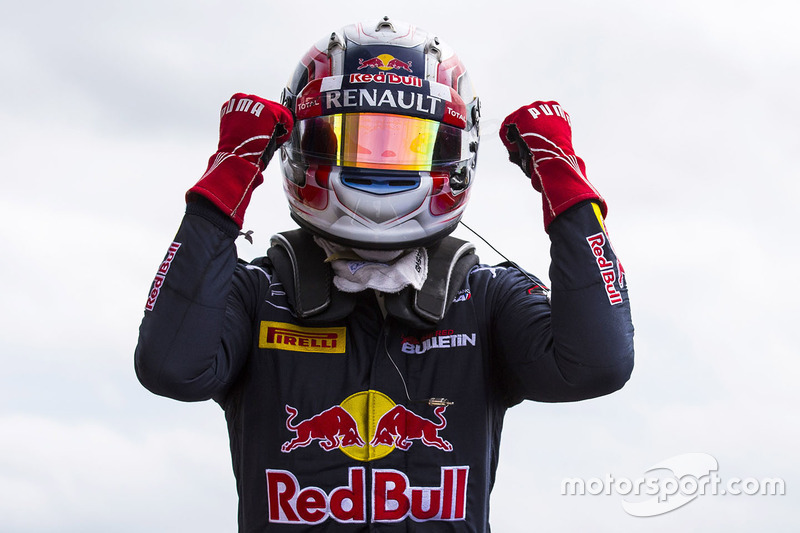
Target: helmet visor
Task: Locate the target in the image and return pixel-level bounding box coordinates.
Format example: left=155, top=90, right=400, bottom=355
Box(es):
left=288, top=113, right=474, bottom=172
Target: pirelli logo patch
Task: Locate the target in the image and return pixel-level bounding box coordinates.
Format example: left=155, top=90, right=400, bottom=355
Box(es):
left=259, top=322, right=346, bottom=354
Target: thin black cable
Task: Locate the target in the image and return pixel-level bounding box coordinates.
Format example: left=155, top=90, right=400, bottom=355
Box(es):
left=380, top=220, right=547, bottom=408
left=383, top=332, right=416, bottom=403
left=382, top=328, right=453, bottom=407
left=458, top=220, right=514, bottom=264
left=458, top=220, right=544, bottom=287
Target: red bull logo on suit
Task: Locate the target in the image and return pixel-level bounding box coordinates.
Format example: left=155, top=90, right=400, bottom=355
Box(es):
left=145, top=242, right=180, bottom=311
left=586, top=232, right=624, bottom=305
left=267, top=466, right=469, bottom=524
left=281, top=405, right=365, bottom=452
left=370, top=404, right=452, bottom=451
left=272, top=390, right=467, bottom=525
left=280, top=390, right=452, bottom=460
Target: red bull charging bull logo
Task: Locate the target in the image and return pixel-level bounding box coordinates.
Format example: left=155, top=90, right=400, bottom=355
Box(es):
left=281, top=390, right=451, bottom=461
left=358, top=53, right=413, bottom=73
left=272, top=391, right=466, bottom=525
left=281, top=405, right=365, bottom=453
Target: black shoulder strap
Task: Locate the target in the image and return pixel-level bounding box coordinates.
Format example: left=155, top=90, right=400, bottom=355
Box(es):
left=418, top=237, right=479, bottom=321
left=267, top=229, right=478, bottom=328
left=267, top=229, right=351, bottom=321
left=267, top=229, right=330, bottom=317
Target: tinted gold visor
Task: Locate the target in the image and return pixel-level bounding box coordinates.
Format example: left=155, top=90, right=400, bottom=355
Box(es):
left=290, top=113, right=471, bottom=172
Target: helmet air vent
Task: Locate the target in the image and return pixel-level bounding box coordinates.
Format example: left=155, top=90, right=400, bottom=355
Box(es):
left=327, top=32, right=345, bottom=54
left=341, top=171, right=420, bottom=195
left=376, top=16, right=396, bottom=32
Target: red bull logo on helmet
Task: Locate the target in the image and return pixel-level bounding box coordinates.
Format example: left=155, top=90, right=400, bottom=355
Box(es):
left=349, top=72, right=422, bottom=87
left=358, top=53, right=413, bottom=73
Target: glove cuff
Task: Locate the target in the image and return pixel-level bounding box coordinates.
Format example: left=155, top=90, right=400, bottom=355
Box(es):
left=186, top=153, right=264, bottom=229
left=534, top=158, right=607, bottom=231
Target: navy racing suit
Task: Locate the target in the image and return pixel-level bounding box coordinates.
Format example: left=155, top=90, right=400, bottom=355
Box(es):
left=135, top=198, right=634, bottom=532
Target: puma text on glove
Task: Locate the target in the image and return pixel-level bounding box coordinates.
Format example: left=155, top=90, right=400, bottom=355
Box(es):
left=187, top=94, right=293, bottom=228
left=500, top=101, right=606, bottom=231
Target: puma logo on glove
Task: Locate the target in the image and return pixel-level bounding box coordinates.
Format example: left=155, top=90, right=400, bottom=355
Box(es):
left=500, top=101, right=606, bottom=231
left=188, top=94, right=294, bottom=228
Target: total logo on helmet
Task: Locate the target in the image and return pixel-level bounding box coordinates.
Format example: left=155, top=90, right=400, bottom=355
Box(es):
left=281, top=390, right=452, bottom=461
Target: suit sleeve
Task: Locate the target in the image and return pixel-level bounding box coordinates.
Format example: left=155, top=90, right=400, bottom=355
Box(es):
left=490, top=201, right=634, bottom=404
left=134, top=199, right=262, bottom=403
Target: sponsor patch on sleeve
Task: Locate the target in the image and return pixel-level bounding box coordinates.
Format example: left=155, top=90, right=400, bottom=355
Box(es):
left=145, top=242, right=181, bottom=311
left=586, top=232, right=623, bottom=305
left=259, top=321, right=346, bottom=354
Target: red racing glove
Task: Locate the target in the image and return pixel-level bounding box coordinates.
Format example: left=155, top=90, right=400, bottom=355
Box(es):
left=500, top=101, right=606, bottom=231
left=187, top=93, right=293, bottom=228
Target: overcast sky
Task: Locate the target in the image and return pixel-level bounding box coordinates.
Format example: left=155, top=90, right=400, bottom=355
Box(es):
left=1, top=0, right=798, bottom=531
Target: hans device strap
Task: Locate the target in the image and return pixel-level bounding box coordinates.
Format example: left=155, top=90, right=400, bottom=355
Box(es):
left=266, top=229, right=479, bottom=328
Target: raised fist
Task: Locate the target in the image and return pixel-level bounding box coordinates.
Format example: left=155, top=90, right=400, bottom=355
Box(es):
left=188, top=94, right=294, bottom=228
left=501, top=101, right=605, bottom=230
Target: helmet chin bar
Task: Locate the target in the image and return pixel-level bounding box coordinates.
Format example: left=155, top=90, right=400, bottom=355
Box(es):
left=290, top=212, right=461, bottom=251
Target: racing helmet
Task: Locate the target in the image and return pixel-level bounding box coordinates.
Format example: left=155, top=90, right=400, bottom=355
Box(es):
left=280, top=17, right=480, bottom=250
